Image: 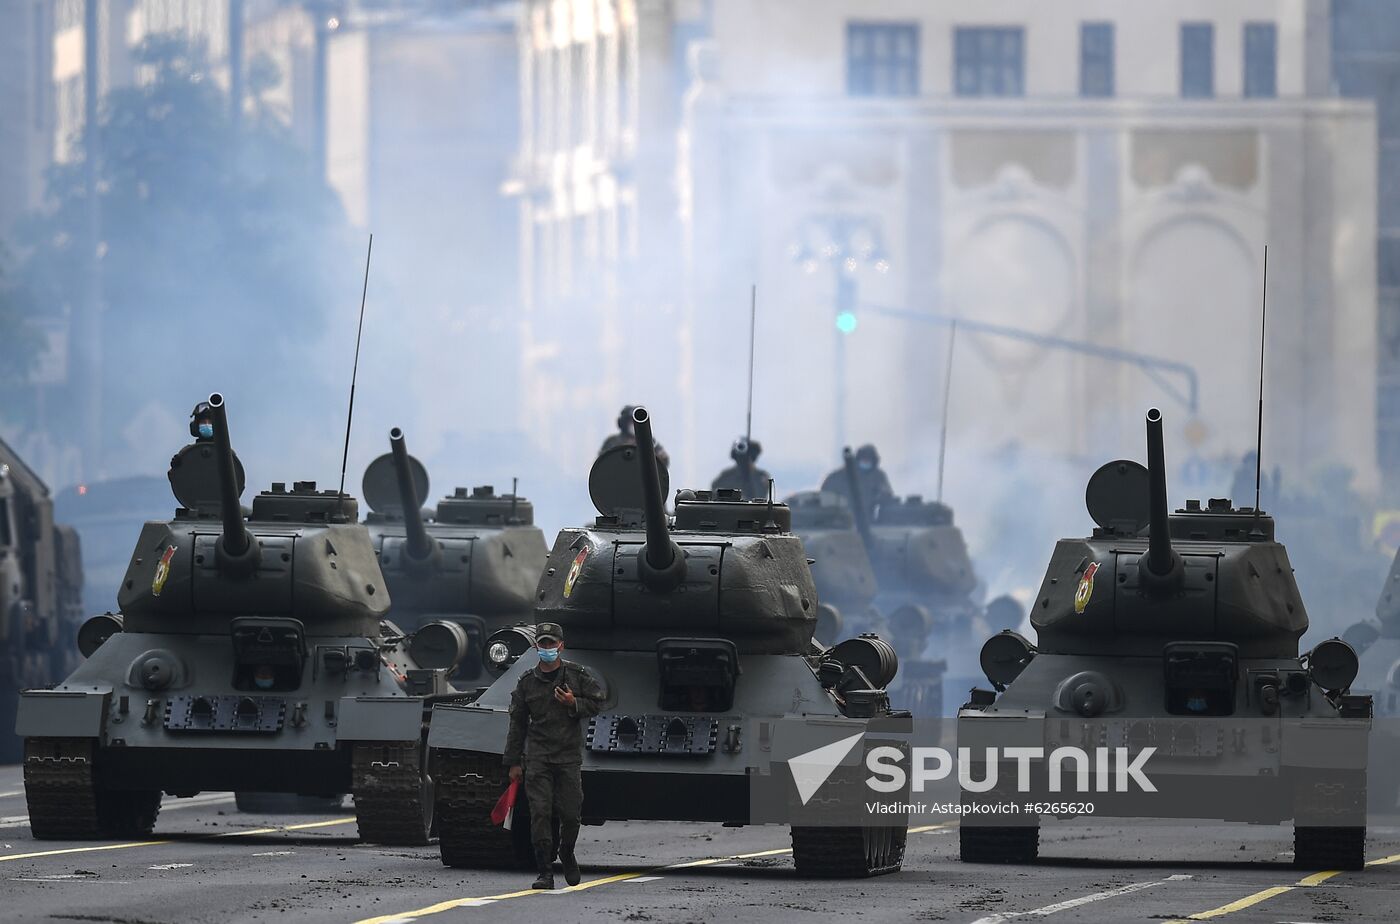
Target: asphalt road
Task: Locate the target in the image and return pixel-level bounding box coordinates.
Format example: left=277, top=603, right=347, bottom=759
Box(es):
left=2, top=764, right=1399, bottom=923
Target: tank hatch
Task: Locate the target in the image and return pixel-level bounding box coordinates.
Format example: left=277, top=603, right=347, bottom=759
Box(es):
left=785, top=490, right=855, bottom=531
left=874, top=495, right=953, bottom=527
left=436, top=486, right=534, bottom=526
left=672, top=489, right=791, bottom=533
left=1168, top=498, right=1275, bottom=542
left=250, top=481, right=358, bottom=524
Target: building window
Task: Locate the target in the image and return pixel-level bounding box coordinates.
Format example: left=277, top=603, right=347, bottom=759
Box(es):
left=954, top=27, right=1024, bottom=97
left=1080, top=22, right=1114, bottom=97
left=846, top=22, right=919, bottom=97
left=1244, top=22, right=1277, bottom=98
left=1181, top=23, right=1214, bottom=98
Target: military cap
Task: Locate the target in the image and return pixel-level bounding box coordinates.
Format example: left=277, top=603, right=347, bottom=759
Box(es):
left=536, top=622, right=564, bottom=644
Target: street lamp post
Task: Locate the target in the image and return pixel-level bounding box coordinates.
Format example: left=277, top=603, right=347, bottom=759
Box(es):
left=790, top=213, right=888, bottom=455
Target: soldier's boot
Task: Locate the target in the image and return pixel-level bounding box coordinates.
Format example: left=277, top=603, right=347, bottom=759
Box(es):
left=532, top=843, right=555, bottom=890
left=559, top=839, right=581, bottom=887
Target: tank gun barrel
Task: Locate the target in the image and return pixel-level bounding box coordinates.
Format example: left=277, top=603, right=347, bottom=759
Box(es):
left=1142, top=407, right=1182, bottom=585
left=210, top=386, right=260, bottom=574
left=841, top=447, right=874, bottom=549
left=632, top=406, right=684, bottom=588
left=389, top=428, right=436, bottom=563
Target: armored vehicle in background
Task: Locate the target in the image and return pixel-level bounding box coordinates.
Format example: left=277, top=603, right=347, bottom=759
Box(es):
left=1345, top=549, right=1400, bottom=810
left=17, top=394, right=451, bottom=844
left=362, top=427, right=548, bottom=681
left=837, top=449, right=983, bottom=716
left=784, top=490, right=882, bottom=643
left=430, top=407, right=907, bottom=877
left=960, top=409, right=1371, bottom=869
left=1, top=438, right=84, bottom=763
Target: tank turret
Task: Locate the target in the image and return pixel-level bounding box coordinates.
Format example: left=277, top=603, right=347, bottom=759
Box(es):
left=116, top=394, right=385, bottom=638
left=532, top=407, right=816, bottom=655
left=1031, top=408, right=1307, bottom=658
left=361, top=427, right=548, bottom=672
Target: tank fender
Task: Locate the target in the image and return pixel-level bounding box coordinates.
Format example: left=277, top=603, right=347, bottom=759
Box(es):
left=16, top=688, right=110, bottom=737
left=337, top=696, right=426, bottom=741
left=426, top=704, right=509, bottom=754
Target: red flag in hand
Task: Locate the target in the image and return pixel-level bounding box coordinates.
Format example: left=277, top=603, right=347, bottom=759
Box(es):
left=491, top=779, right=520, bottom=830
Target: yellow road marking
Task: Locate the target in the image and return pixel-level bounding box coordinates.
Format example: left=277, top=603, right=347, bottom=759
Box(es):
left=1165, top=851, right=1400, bottom=922
left=0, top=816, right=355, bottom=863
left=356, top=823, right=954, bottom=924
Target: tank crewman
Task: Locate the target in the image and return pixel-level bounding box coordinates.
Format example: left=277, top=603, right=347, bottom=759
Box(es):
left=189, top=401, right=216, bottom=442
left=599, top=405, right=671, bottom=469
left=820, top=443, right=895, bottom=515
left=711, top=438, right=773, bottom=500
left=504, top=622, right=605, bottom=890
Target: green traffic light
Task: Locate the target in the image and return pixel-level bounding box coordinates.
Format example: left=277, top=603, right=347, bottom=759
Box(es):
left=835, top=311, right=858, bottom=334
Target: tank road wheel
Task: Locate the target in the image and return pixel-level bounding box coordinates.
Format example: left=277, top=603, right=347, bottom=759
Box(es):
left=434, top=750, right=534, bottom=869
left=234, top=792, right=346, bottom=814
left=959, top=825, right=1040, bottom=863
left=24, top=737, right=102, bottom=839
left=352, top=742, right=434, bottom=846
left=790, top=825, right=907, bottom=877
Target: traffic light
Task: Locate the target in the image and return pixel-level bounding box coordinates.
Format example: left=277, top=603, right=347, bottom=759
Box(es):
left=835, top=311, right=858, bottom=334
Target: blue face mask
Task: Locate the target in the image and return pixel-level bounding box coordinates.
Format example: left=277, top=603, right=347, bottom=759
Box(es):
left=537, top=646, right=560, bottom=664
left=198, top=422, right=214, bottom=439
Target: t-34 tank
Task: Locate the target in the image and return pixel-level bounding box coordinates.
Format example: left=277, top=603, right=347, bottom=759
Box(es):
left=959, top=409, right=1371, bottom=869
left=837, top=449, right=978, bottom=716
left=428, top=406, right=907, bottom=877
left=784, top=490, right=882, bottom=644
left=16, top=394, right=452, bottom=845
left=1344, top=549, right=1400, bottom=809
left=362, top=427, right=548, bottom=681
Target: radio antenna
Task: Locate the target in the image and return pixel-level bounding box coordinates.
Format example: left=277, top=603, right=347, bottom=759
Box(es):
left=745, top=284, right=757, bottom=443
left=1252, top=245, right=1268, bottom=526
left=936, top=320, right=958, bottom=504
left=338, top=233, right=373, bottom=507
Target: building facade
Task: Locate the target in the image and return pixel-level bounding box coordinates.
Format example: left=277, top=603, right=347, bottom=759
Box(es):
left=683, top=0, right=1377, bottom=506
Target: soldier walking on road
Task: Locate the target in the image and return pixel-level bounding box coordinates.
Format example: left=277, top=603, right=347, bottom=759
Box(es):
left=504, top=622, right=605, bottom=890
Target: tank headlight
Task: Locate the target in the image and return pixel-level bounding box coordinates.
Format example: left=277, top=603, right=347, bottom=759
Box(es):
left=487, top=642, right=511, bottom=665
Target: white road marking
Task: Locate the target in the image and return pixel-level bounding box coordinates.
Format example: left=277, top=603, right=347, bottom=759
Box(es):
left=969, top=874, right=1193, bottom=924
left=251, top=850, right=295, bottom=857
left=625, top=876, right=664, bottom=883
left=0, top=793, right=234, bottom=828
left=0, top=790, right=23, bottom=798
left=148, top=863, right=193, bottom=870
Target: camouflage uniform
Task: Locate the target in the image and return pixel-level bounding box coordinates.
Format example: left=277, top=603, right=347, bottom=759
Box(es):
left=503, top=658, right=604, bottom=853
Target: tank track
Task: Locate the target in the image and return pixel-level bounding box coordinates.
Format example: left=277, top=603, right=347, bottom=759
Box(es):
left=1294, top=826, right=1366, bottom=871
left=434, top=750, right=533, bottom=869
left=958, top=825, right=1040, bottom=863
left=790, top=824, right=906, bottom=877
left=24, top=737, right=161, bottom=840
left=352, top=741, right=432, bottom=846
